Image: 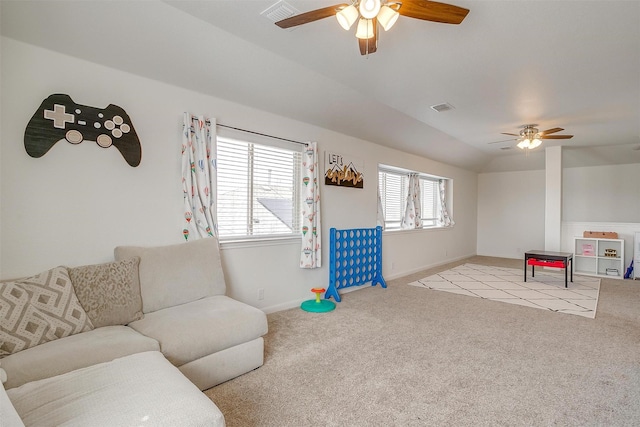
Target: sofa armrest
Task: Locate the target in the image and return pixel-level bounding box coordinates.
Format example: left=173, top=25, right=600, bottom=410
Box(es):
left=1, top=374, right=25, bottom=427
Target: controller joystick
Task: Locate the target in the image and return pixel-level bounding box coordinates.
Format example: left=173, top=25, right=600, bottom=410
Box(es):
left=24, top=94, right=142, bottom=167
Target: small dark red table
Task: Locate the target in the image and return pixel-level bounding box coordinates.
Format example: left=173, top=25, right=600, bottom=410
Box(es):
left=524, top=250, right=573, bottom=288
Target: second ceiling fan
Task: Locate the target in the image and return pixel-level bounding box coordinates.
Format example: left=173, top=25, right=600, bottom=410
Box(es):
left=497, top=124, right=574, bottom=150
left=275, top=0, right=470, bottom=55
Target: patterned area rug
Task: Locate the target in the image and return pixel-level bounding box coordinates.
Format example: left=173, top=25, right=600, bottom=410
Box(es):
left=409, top=263, right=600, bottom=318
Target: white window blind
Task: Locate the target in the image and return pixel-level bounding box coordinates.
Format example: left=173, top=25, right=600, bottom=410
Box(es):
left=378, top=171, right=406, bottom=229
left=378, top=166, right=448, bottom=230
left=217, top=136, right=302, bottom=238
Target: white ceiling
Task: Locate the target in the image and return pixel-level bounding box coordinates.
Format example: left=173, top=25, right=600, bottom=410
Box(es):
left=2, top=0, right=639, bottom=172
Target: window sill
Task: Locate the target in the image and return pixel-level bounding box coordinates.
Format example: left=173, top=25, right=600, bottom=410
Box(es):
left=383, top=225, right=454, bottom=235
left=219, top=234, right=301, bottom=250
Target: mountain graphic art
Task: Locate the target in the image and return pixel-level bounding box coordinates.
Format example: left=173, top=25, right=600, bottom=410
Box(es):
left=325, top=162, right=363, bottom=189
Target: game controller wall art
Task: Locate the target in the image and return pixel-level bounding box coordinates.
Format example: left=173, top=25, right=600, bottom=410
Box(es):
left=24, top=94, right=142, bottom=167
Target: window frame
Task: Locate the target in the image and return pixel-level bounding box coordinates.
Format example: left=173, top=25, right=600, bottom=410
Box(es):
left=378, top=164, right=453, bottom=231
left=215, top=130, right=304, bottom=243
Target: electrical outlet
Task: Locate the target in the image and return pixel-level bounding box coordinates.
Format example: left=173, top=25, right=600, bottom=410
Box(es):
left=258, top=288, right=265, bottom=300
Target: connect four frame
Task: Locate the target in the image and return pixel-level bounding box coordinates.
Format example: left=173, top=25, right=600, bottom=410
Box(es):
left=325, top=226, right=387, bottom=302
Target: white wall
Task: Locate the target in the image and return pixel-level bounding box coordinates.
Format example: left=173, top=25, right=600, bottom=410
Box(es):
left=478, top=162, right=640, bottom=265
left=0, top=38, right=478, bottom=311
left=563, top=164, right=640, bottom=223
left=477, top=169, right=546, bottom=259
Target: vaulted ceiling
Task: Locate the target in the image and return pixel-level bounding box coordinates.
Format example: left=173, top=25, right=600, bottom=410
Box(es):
left=2, top=1, right=639, bottom=171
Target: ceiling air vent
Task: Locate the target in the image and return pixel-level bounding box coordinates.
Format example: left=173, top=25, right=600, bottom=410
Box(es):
left=262, top=1, right=300, bottom=24
left=430, top=102, right=455, bottom=113
left=500, top=146, right=513, bottom=150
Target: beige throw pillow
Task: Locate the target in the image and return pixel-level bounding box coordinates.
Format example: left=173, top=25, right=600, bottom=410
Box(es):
left=68, top=257, right=144, bottom=328
left=0, top=266, right=94, bottom=357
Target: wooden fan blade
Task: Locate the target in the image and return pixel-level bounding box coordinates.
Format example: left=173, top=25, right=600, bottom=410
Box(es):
left=501, top=132, right=520, bottom=137
left=398, top=0, right=469, bottom=24
left=539, top=127, right=564, bottom=135
left=275, top=4, right=348, bottom=28
left=540, top=135, right=573, bottom=139
left=358, top=37, right=377, bottom=55
left=488, top=138, right=517, bottom=144
left=359, top=19, right=378, bottom=55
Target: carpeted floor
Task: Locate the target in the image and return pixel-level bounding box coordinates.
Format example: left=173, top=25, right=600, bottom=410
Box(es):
left=409, top=263, right=601, bottom=318
left=205, top=256, right=640, bottom=426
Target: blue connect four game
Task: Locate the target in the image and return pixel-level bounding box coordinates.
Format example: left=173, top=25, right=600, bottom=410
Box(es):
left=325, top=226, right=387, bottom=302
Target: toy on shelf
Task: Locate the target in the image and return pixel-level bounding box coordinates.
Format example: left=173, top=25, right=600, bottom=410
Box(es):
left=581, top=244, right=595, bottom=256
left=300, top=287, right=336, bottom=313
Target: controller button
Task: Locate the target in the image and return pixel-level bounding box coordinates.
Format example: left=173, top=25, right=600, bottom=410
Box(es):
left=120, top=124, right=131, bottom=133
left=105, top=120, right=115, bottom=130
left=98, top=113, right=104, bottom=118
left=75, top=109, right=81, bottom=114
left=66, top=130, right=83, bottom=144
left=78, top=120, right=87, bottom=126
left=113, top=115, right=124, bottom=125
left=96, top=134, right=113, bottom=148
left=112, top=129, right=123, bottom=138
left=94, top=122, right=101, bottom=129
left=44, top=104, right=74, bottom=129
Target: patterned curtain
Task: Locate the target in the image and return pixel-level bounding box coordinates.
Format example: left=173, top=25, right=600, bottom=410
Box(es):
left=401, top=173, right=421, bottom=229
left=437, top=179, right=455, bottom=227
left=181, top=113, right=217, bottom=241
left=300, top=142, right=322, bottom=269
left=377, top=186, right=385, bottom=230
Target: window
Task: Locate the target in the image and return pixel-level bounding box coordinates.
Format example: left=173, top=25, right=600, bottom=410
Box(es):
left=378, top=165, right=451, bottom=230
left=217, top=135, right=302, bottom=239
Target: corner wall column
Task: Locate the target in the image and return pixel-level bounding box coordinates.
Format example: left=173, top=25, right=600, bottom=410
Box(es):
left=545, top=146, right=562, bottom=252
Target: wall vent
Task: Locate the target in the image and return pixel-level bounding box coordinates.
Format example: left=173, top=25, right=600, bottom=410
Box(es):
left=430, top=102, right=454, bottom=113
left=262, top=1, right=299, bottom=24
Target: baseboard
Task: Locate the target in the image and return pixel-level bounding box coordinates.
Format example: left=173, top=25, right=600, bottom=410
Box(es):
left=261, top=299, right=306, bottom=314
left=261, top=253, right=476, bottom=314
left=384, top=253, right=475, bottom=280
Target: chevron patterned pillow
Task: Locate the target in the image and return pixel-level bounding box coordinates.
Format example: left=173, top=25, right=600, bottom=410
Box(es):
left=0, top=266, right=94, bottom=357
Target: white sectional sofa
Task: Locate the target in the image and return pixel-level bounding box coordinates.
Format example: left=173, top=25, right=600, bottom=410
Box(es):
left=0, top=237, right=268, bottom=426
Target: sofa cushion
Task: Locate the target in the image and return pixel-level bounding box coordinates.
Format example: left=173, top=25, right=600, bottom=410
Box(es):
left=7, top=351, right=225, bottom=427
left=0, top=266, right=93, bottom=357
left=68, top=257, right=144, bottom=328
left=1, top=325, right=159, bottom=389
left=128, top=295, right=268, bottom=366
left=1, top=379, right=25, bottom=427
left=114, top=237, right=226, bottom=313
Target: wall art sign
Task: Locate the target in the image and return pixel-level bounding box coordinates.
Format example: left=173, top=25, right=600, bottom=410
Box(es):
left=24, top=93, right=142, bottom=167
left=324, top=151, right=364, bottom=189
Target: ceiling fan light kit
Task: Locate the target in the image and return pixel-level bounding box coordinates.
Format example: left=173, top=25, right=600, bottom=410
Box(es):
left=517, top=138, right=542, bottom=150
left=355, top=17, right=375, bottom=39
left=336, top=5, right=359, bottom=30
left=377, top=5, right=400, bottom=31
left=359, top=0, right=381, bottom=19
left=275, top=0, right=469, bottom=55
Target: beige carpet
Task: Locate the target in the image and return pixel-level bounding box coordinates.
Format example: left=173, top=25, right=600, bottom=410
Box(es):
left=409, top=263, right=600, bottom=318
left=205, top=256, right=640, bottom=426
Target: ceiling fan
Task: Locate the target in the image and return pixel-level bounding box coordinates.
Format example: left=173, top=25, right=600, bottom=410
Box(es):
left=274, top=0, right=470, bottom=55
left=492, top=124, right=574, bottom=150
